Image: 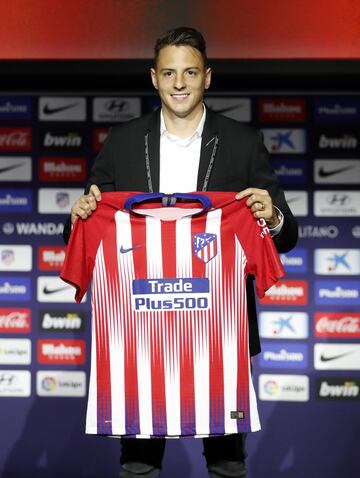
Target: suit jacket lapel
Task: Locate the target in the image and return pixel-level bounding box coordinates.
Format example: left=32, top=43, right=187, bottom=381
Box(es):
left=146, top=109, right=161, bottom=192
left=197, top=107, right=219, bottom=190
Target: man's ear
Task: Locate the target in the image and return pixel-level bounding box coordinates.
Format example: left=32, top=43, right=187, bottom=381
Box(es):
left=205, top=67, right=212, bottom=90
left=150, top=68, right=158, bottom=90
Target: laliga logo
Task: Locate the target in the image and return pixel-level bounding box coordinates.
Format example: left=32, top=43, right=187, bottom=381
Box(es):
left=42, top=376, right=57, bottom=391
left=264, top=380, right=280, bottom=396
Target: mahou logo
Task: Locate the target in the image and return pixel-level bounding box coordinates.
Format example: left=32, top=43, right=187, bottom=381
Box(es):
left=93, top=128, right=109, bottom=151
left=259, top=98, right=306, bottom=122
left=39, top=157, right=86, bottom=182
left=0, top=127, right=32, bottom=151
left=0, top=308, right=31, bottom=333
left=37, top=339, right=86, bottom=364
left=260, top=280, right=308, bottom=305
left=315, top=312, right=360, bottom=338
left=38, top=246, right=66, bottom=271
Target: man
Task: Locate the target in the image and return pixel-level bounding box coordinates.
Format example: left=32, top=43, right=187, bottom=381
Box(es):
left=64, top=27, right=297, bottom=478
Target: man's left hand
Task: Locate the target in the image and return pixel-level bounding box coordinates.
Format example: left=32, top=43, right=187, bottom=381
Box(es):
left=235, top=188, right=280, bottom=228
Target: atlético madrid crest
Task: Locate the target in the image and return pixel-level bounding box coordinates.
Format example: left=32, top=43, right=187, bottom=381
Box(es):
left=193, top=233, right=217, bottom=263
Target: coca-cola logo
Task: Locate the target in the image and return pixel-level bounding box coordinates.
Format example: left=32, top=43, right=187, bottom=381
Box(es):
left=0, top=308, right=31, bottom=333
left=0, top=128, right=32, bottom=151
left=315, top=313, right=360, bottom=338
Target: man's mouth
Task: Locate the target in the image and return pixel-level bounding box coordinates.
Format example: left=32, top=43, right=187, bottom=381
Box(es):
left=171, top=93, right=190, bottom=100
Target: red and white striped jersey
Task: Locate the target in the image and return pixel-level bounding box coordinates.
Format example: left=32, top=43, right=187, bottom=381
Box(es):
left=61, top=192, right=284, bottom=438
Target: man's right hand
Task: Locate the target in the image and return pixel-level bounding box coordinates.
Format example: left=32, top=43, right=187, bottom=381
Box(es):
left=70, top=184, right=101, bottom=224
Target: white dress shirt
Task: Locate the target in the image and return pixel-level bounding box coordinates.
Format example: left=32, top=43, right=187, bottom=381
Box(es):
left=159, top=108, right=206, bottom=193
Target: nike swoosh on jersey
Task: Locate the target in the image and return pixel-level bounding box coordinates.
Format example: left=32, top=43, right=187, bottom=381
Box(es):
left=0, top=163, right=24, bottom=174
left=120, top=244, right=143, bottom=254
left=318, top=166, right=354, bottom=177
left=43, top=285, right=70, bottom=295
left=320, top=351, right=354, bottom=362
left=43, top=103, right=79, bottom=115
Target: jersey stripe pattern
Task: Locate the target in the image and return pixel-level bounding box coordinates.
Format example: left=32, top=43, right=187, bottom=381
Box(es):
left=61, top=192, right=284, bottom=438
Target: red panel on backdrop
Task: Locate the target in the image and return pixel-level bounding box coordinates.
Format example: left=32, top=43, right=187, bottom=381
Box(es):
left=0, top=0, right=359, bottom=59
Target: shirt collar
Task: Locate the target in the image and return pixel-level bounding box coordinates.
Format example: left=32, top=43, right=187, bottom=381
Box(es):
left=160, top=105, right=206, bottom=145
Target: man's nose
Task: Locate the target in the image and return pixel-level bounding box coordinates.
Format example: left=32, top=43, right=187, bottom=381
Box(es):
left=174, top=74, right=186, bottom=89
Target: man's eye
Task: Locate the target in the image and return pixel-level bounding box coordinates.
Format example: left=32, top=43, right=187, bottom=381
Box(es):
left=163, top=71, right=173, bottom=77
left=187, top=70, right=196, bottom=76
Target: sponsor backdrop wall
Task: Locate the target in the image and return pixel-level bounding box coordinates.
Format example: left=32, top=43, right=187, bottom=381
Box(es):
left=0, top=92, right=359, bottom=478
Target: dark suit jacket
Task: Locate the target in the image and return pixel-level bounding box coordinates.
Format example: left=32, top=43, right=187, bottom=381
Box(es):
left=63, top=107, right=298, bottom=355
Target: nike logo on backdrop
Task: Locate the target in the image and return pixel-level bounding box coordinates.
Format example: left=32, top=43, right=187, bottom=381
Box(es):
left=43, top=285, right=70, bottom=295
left=318, top=166, right=354, bottom=177
left=209, top=105, right=243, bottom=115
left=43, top=103, right=79, bottom=115
left=320, top=351, right=355, bottom=362
left=286, top=197, right=302, bottom=204
left=120, top=244, right=143, bottom=254
left=0, top=163, right=24, bottom=174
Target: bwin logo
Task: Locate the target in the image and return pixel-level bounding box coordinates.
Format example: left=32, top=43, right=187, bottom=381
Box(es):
left=105, top=100, right=129, bottom=113
left=326, top=194, right=350, bottom=206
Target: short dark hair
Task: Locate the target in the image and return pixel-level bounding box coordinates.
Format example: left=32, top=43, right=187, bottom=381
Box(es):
left=154, top=27, right=207, bottom=67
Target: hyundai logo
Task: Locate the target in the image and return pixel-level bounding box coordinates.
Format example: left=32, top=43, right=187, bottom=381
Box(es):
left=326, top=194, right=351, bottom=206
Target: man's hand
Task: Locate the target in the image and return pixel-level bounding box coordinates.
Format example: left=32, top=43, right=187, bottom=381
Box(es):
left=70, top=184, right=101, bottom=225
left=236, top=187, right=280, bottom=228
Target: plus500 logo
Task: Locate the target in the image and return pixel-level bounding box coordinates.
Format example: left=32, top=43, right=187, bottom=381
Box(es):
left=132, top=278, right=210, bottom=312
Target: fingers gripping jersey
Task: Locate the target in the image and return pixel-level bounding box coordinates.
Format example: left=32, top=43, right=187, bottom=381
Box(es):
left=61, top=192, right=284, bottom=438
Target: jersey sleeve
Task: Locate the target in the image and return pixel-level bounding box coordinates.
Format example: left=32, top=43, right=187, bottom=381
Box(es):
left=60, top=218, right=93, bottom=303
left=60, top=200, right=114, bottom=303
left=224, top=199, right=285, bottom=298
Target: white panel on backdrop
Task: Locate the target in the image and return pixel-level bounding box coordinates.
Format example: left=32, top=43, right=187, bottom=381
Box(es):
left=0, top=156, right=32, bottom=181
left=93, top=97, right=141, bottom=122
left=37, top=276, right=85, bottom=303
left=314, top=343, right=360, bottom=370
left=314, top=191, right=360, bottom=216
left=0, top=370, right=31, bottom=397
left=261, top=128, right=306, bottom=153
left=36, top=370, right=86, bottom=397
left=314, top=159, right=360, bottom=184
left=314, top=249, right=360, bottom=275
left=204, top=97, right=251, bottom=121
left=0, top=245, right=32, bottom=271
left=259, top=374, right=309, bottom=401
left=39, top=97, right=86, bottom=121
left=0, top=338, right=31, bottom=365
left=38, top=188, right=83, bottom=214
left=259, top=311, right=309, bottom=339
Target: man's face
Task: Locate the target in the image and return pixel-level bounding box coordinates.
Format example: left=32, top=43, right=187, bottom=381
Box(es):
left=150, top=45, right=211, bottom=120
